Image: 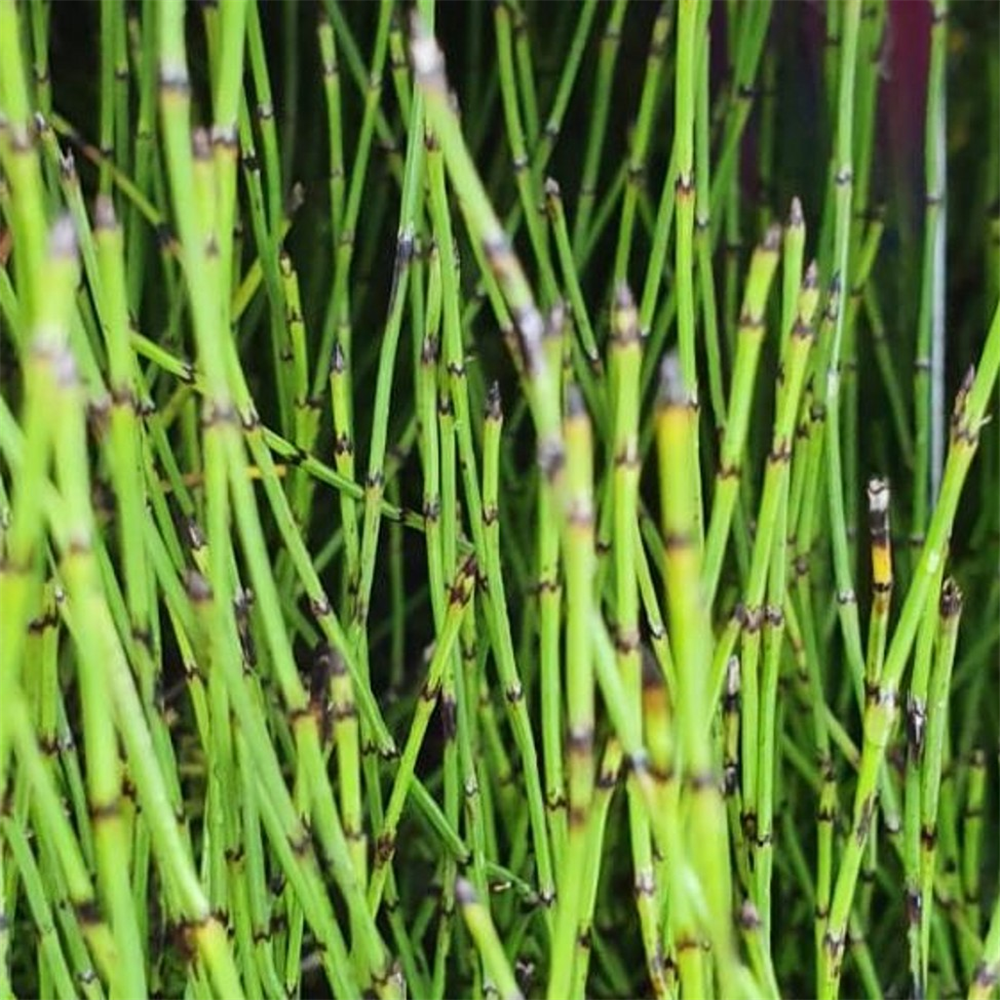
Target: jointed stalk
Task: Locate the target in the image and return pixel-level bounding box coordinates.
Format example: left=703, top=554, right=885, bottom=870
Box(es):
left=457, top=879, right=525, bottom=1000
left=753, top=277, right=818, bottom=939
left=913, top=0, right=949, bottom=541
left=547, top=387, right=596, bottom=1000
left=657, top=354, right=741, bottom=999
left=608, top=286, right=667, bottom=997
left=571, top=0, right=627, bottom=256
left=702, top=226, right=782, bottom=606
left=919, top=579, right=963, bottom=989
left=368, top=557, right=476, bottom=914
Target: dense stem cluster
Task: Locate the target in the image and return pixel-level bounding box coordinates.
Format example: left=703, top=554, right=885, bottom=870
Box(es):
left=0, top=2, right=997, bottom=999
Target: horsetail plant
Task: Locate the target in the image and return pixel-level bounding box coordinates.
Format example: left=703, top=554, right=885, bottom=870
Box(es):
left=1, top=2, right=998, bottom=999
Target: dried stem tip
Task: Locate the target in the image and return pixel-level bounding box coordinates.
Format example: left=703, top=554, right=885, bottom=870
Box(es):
left=330, top=340, right=346, bottom=374
left=613, top=280, right=636, bottom=314
left=544, top=301, right=566, bottom=340
left=49, top=215, right=78, bottom=259
left=485, top=381, right=503, bottom=421
left=565, top=383, right=586, bottom=419
left=866, top=477, right=890, bottom=515
left=762, top=223, right=783, bottom=252
left=454, top=877, right=478, bottom=906
left=939, top=578, right=963, bottom=618
left=93, top=195, right=117, bottom=231
left=657, top=352, right=688, bottom=408
left=788, top=196, right=804, bottom=228
left=409, top=12, right=445, bottom=88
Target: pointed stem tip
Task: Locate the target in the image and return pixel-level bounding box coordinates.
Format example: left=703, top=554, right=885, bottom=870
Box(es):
left=454, top=877, right=478, bottom=906
left=93, top=194, right=117, bottom=231
left=409, top=11, right=444, bottom=84
left=789, top=196, right=804, bottom=228
left=486, top=380, right=503, bottom=421
left=657, top=352, right=687, bottom=407
left=49, top=215, right=78, bottom=259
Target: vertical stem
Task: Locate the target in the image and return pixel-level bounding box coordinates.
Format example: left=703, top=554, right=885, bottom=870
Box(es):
left=548, top=387, right=596, bottom=1000
left=914, top=0, right=949, bottom=541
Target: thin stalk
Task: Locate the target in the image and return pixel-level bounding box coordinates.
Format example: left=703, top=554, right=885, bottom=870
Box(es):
left=821, top=0, right=866, bottom=711
left=494, top=0, right=558, bottom=304
left=696, top=18, right=726, bottom=433
left=904, top=560, right=944, bottom=999
left=456, top=879, right=525, bottom=1000
left=569, top=741, right=623, bottom=997
left=745, top=283, right=816, bottom=936
left=614, top=2, right=671, bottom=283
left=962, top=750, right=987, bottom=945
left=913, top=0, right=949, bottom=542
left=971, top=898, right=1000, bottom=1000
left=919, top=579, right=963, bottom=988
left=367, top=557, right=476, bottom=914
left=674, top=0, right=699, bottom=387
left=708, top=0, right=772, bottom=241
left=702, top=226, right=782, bottom=606
left=1, top=817, right=77, bottom=1000
left=571, top=0, right=627, bottom=255
left=314, top=0, right=394, bottom=391
left=548, top=387, right=596, bottom=1000
left=609, top=286, right=667, bottom=997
